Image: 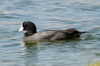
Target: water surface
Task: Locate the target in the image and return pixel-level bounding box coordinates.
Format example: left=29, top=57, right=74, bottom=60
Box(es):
left=0, top=0, right=100, bottom=66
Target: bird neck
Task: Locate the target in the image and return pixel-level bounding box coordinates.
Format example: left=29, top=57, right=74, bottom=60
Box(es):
left=25, top=29, right=37, bottom=36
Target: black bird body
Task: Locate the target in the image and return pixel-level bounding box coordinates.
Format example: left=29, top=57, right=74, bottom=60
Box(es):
left=19, top=21, right=85, bottom=43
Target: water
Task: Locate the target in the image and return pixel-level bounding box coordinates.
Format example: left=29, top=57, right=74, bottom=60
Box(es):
left=0, top=0, right=100, bottom=66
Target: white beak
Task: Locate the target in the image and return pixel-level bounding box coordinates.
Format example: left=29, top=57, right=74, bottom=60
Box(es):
left=18, top=25, right=23, bottom=32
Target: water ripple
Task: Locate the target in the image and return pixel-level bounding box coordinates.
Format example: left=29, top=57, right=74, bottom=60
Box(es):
left=0, top=0, right=100, bottom=66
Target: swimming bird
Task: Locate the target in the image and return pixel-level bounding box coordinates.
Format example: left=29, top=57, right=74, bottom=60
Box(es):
left=19, top=21, right=85, bottom=43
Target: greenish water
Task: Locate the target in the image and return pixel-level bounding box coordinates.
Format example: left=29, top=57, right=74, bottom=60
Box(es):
left=0, top=0, right=100, bottom=66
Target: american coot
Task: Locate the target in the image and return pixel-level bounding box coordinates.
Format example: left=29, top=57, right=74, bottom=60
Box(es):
left=19, top=21, right=85, bottom=43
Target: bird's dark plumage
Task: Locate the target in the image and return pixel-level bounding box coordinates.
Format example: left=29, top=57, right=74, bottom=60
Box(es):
left=19, top=21, right=85, bottom=43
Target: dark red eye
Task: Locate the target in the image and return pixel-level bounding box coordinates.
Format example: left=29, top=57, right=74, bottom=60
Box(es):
left=23, top=23, right=27, bottom=28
